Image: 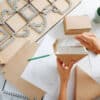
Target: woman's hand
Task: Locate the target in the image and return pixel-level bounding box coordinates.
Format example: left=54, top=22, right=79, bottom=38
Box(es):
left=57, top=58, right=74, bottom=83
left=57, top=58, right=75, bottom=100
left=75, top=32, right=100, bottom=54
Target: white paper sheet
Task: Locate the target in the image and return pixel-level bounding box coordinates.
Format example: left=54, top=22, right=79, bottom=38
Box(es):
left=21, top=35, right=59, bottom=95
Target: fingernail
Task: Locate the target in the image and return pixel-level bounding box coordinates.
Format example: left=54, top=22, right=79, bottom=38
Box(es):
left=64, top=66, right=69, bottom=70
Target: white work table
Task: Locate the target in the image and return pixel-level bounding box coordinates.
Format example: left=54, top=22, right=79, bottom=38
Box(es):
left=0, top=0, right=100, bottom=100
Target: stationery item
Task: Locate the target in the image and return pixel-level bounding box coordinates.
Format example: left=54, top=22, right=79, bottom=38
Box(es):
left=0, top=74, right=5, bottom=90
left=2, top=41, right=45, bottom=100
left=2, top=80, right=28, bottom=100
left=64, top=16, right=92, bottom=34
left=28, top=54, right=50, bottom=61
left=21, top=35, right=59, bottom=95
left=75, top=66, right=100, bottom=100
left=53, top=36, right=88, bottom=66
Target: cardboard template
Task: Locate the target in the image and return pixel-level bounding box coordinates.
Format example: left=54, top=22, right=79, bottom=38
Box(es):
left=7, top=0, right=27, bottom=11
left=2, top=41, right=45, bottom=100
left=31, top=0, right=50, bottom=12
left=0, top=0, right=81, bottom=41
left=6, top=14, right=26, bottom=33
left=64, top=16, right=92, bottom=34
left=75, top=67, right=100, bottom=100
left=53, top=0, right=70, bottom=14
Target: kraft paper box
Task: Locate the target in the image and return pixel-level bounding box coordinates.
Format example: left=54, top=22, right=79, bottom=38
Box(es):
left=64, top=16, right=92, bottom=34
left=53, top=36, right=88, bottom=66
left=75, top=67, right=100, bottom=100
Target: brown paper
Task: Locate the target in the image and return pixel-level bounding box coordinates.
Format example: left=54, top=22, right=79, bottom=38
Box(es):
left=64, top=16, right=92, bottom=34
left=3, top=41, right=45, bottom=100
left=75, top=67, right=100, bottom=100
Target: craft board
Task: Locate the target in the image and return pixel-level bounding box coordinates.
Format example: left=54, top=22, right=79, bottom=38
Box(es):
left=2, top=41, right=45, bottom=100
left=53, top=36, right=88, bottom=66
left=75, top=67, right=100, bottom=100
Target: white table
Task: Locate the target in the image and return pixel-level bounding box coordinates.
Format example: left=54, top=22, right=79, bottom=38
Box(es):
left=0, top=0, right=100, bottom=100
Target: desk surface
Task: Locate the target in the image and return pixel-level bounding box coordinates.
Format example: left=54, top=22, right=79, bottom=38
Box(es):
left=0, top=0, right=100, bottom=100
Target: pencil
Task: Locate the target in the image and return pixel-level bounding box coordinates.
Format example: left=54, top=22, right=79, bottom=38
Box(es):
left=28, top=54, right=50, bottom=61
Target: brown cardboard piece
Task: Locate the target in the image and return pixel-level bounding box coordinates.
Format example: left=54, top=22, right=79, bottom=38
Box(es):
left=64, top=16, right=92, bottom=34
left=31, top=0, right=50, bottom=12
left=0, top=38, right=28, bottom=65
left=2, top=41, right=45, bottom=100
left=75, top=67, right=100, bottom=100
left=53, top=37, right=87, bottom=66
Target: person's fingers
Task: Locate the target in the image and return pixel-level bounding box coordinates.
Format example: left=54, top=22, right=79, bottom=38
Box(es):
left=83, top=32, right=96, bottom=37
left=57, top=58, right=69, bottom=70
left=76, top=37, right=90, bottom=48
left=68, top=60, right=75, bottom=70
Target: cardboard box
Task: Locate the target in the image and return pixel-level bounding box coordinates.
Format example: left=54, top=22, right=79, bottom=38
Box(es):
left=53, top=36, right=88, bottom=66
left=64, top=16, right=92, bottom=34
left=75, top=67, right=100, bottom=100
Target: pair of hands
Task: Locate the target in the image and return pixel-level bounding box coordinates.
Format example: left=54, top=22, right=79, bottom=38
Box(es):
left=57, top=32, right=100, bottom=82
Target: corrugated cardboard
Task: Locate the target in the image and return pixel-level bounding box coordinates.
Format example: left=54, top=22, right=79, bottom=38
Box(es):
left=53, top=37, right=87, bottom=66
left=75, top=67, right=100, bottom=100
left=64, top=16, right=92, bottom=34
left=2, top=41, right=45, bottom=100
